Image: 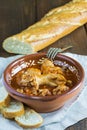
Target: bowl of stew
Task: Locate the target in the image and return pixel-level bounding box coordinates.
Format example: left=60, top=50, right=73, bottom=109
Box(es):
left=3, top=53, right=85, bottom=112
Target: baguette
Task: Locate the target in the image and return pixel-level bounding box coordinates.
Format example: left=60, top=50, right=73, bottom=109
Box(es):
left=1, top=99, right=24, bottom=119
left=15, top=108, right=43, bottom=128
left=3, top=0, right=87, bottom=54
left=0, top=87, right=10, bottom=109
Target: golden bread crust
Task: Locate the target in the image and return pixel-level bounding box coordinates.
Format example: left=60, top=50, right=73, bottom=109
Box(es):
left=13, top=0, right=87, bottom=51
left=3, top=0, right=87, bottom=54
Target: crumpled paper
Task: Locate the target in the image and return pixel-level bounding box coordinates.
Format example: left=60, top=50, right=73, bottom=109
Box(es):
left=0, top=53, right=87, bottom=130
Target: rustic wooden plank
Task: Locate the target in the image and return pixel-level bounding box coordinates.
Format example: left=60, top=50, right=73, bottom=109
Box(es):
left=85, top=23, right=87, bottom=35
left=0, top=0, right=36, bottom=57
left=66, top=118, right=87, bottom=130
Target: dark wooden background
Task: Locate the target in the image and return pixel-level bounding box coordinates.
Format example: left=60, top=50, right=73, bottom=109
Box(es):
left=0, top=0, right=87, bottom=57
left=0, top=0, right=87, bottom=129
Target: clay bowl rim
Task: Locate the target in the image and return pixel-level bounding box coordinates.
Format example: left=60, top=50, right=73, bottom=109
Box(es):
left=3, top=52, right=85, bottom=101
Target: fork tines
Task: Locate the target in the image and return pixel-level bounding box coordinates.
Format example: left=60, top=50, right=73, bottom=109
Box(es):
left=46, top=48, right=61, bottom=60
left=46, top=46, right=72, bottom=60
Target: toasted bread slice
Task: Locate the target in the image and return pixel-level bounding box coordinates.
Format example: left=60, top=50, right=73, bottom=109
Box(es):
left=1, top=99, right=24, bottom=118
left=0, top=87, right=11, bottom=108
left=15, top=108, right=43, bottom=128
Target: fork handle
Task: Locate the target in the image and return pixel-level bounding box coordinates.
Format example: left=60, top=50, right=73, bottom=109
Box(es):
left=61, top=46, right=72, bottom=52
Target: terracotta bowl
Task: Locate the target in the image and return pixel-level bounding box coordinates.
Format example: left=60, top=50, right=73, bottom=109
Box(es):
left=3, top=53, right=85, bottom=113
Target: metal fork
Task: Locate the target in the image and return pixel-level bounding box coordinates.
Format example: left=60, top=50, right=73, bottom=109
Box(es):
left=46, top=46, right=72, bottom=60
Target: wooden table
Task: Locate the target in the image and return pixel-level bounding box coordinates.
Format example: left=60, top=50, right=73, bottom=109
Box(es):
left=0, top=0, right=87, bottom=129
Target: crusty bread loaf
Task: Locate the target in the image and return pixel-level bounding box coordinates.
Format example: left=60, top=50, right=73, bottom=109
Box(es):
left=3, top=0, right=87, bottom=54
left=1, top=99, right=24, bottom=119
left=0, top=87, right=10, bottom=108
left=15, top=108, right=43, bottom=128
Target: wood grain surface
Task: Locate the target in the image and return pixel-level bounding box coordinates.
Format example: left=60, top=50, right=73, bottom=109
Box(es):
left=0, top=0, right=87, bottom=129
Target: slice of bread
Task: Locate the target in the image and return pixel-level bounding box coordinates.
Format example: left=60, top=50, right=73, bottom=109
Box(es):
left=1, top=99, right=24, bottom=119
left=15, top=108, right=43, bottom=128
left=0, top=87, right=11, bottom=109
